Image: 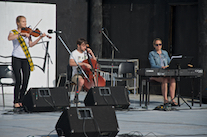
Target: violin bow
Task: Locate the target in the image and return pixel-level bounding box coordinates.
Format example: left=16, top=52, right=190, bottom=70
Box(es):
left=32, top=19, right=42, bottom=30
left=27, top=19, right=42, bottom=35
left=31, top=19, right=52, bottom=39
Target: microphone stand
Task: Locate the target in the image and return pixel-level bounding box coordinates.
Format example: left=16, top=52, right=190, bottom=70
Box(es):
left=101, top=28, right=119, bottom=86
left=56, top=34, right=90, bottom=107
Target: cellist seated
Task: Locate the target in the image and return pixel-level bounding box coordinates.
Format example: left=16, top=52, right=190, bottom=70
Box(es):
left=69, top=38, right=96, bottom=103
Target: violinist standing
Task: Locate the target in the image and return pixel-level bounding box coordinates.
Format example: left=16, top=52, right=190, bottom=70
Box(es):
left=69, top=38, right=96, bottom=103
left=8, top=15, right=46, bottom=108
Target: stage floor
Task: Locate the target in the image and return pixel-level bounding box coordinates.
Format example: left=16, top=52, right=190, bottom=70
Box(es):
left=0, top=91, right=207, bottom=137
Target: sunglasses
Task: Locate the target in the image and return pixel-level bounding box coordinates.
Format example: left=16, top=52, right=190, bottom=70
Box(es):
left=155, top=44, right=162, bottom=46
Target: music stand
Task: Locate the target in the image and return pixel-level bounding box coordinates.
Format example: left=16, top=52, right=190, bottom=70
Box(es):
left=42, top=41, right=52, bottom=87
left=34, top=41, right=52, bottom=87
left=169, top=56, right=193, bottom=109
left=168, top=56, right=193, bottom=69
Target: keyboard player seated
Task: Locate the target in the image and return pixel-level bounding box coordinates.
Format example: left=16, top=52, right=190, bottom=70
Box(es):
left=148, top=38, right=178, bottom=106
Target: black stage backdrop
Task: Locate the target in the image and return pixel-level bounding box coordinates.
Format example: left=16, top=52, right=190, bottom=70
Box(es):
left=102, top=0, right=200, bottom=96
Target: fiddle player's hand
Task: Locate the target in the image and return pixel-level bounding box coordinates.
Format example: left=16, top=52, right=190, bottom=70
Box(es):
left=40, top=33, right=46, bottom=38
left=21, top=33, right=30, bottom=38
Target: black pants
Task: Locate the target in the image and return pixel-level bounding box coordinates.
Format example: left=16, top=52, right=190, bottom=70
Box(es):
left=12, top=56, right=30, bottom=104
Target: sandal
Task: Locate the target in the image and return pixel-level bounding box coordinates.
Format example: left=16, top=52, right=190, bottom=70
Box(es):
left=171, top=102, right=178, bottom=106
left=164, top=100, right=169, bottom=105
left=19, top=103, right=23, bottom=107
left=13, top=103, right=21, bottom=108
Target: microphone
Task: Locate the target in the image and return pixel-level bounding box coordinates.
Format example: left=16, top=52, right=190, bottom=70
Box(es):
left=48, top=29, right=62, bottom=34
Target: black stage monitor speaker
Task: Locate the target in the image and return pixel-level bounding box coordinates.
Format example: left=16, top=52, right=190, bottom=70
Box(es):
left=22, top=87, right=70, bottom=112
left=55, top=106, right=119, bottom=137
left=84, top=86, right=130, bottom=109
left=202, top=90, right=207, bottom=104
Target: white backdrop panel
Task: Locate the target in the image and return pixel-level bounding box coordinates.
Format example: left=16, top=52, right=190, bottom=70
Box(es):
left=0, top=2, right=56, bottom=94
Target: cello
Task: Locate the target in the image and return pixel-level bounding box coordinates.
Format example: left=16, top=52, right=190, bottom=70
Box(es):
left=81, top=45, right=106, bottom=91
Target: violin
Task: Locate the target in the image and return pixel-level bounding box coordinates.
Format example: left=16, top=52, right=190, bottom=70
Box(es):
left=21, top=27, right=52, bottom=39
left=81, top=46, right=106, bottom=91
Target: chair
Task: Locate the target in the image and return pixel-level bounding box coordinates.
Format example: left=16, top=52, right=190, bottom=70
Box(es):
left=140, top=78, right=160, bottom=107
left=0, top=65, right=15, bottom=107
left=57, top=73, right=67, bottom=87
left=115, top=62, right=137, bottom=93
left=57, top=64, right=76, bottom=92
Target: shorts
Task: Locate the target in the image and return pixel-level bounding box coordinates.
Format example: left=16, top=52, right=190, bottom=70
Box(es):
left=71, top=74, right=83, bottom=84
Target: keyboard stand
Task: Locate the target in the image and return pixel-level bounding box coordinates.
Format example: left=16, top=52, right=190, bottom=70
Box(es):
left=175, top=66, right=192, bottom=109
